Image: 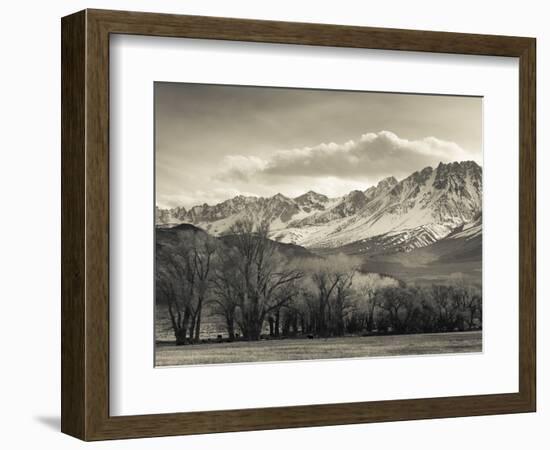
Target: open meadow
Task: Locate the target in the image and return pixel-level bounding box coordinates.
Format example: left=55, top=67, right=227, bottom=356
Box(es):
left=156, top=330, right=482, bottom=366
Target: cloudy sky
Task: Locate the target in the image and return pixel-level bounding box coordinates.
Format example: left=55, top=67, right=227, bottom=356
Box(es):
left=155, top=82, right=482, bottom=209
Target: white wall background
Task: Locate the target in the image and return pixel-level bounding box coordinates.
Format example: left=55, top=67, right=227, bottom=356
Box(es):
left=0, top=0, right=546, bottom=448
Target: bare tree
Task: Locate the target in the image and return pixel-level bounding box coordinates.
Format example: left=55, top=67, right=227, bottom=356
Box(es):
left=356, top=277, right=378, bottom=332
left=226, top=218, right=303, bottom=340
left=431, top=285, right=460, bottom=331
left=311, top=269, right=340, bottom=337
left=156, top=241, right=196, bottom=345
left=211, top=248, right=240, bottom=340
left=155, top=230, right=217, bottom=344
left=332, top=270, right=355, bottom=336
left=451, top=282, right=482, bottom=330
left=189, top=236, right=217, bottom=342
left=307, top=255, right=358, bottom=337
left=376, top=286, right=418, bottom=333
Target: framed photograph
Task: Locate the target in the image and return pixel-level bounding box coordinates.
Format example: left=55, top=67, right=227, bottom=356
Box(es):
left=61, top=9, right=536, bottom=440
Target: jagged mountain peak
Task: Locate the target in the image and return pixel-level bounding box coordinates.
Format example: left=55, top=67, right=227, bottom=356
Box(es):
left=365, top=176, right=399, bottom=200
left=294, top=190, right=328, bottom=202
left=346, top=189, right=366, bottom=199
left=435, top=160, right=482, bottom=177
left=272, top=192, right=290, bottom=200
left=438, top=159, right=480, bottom=168
left=156, top=160, right=482, bottom=253
left=377, top=175, right=398, bottom=189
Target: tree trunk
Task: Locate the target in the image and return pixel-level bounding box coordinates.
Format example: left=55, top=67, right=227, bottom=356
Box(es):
left=194, top=307, right=202, bottom=342
left=274, top=310, right=280, bottom=337
left=268, top=316, right=274, bottom=336
left=174, top=308, right=192, bottom=345
left=318, top=300, right=326, bottom=337
left=226, top=316, right=235, bottom=341
left=247, top=323, right=262, bottom=341
left=291, top=314, right=298, bottom=336
left=282, top=314, right=291, bottom=336
left=175, top=327, right=187, bottom=345
left=188, top=317, right=195, bottom=344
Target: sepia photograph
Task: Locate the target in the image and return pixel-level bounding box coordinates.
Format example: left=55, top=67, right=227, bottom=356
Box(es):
left=154, top=83, right=483, bottom=367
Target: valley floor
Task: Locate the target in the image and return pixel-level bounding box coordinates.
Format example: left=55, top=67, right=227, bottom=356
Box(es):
left=155, top=330, right=482, bottom=366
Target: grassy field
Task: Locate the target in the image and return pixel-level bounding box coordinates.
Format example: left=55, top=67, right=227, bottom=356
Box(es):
left=155, top=330, right=482, bottom=366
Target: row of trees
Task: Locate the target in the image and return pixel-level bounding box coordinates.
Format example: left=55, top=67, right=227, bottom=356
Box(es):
left=155, top=219, right=482, bottom=345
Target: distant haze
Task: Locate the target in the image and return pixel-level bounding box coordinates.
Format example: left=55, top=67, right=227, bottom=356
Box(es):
left=155, top=82, right=482, bottom=209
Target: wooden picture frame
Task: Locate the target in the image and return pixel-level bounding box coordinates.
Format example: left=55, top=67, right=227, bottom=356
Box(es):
left=61, top=9, right=536, bottom=441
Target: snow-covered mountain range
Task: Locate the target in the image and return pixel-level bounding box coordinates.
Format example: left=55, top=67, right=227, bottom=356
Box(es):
left=156, top=160, right=482, bottom=253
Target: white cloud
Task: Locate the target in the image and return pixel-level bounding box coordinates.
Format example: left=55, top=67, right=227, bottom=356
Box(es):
left=219, top=155, right=268, bottom=182
left=218, top=130, right=477, bottom=182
